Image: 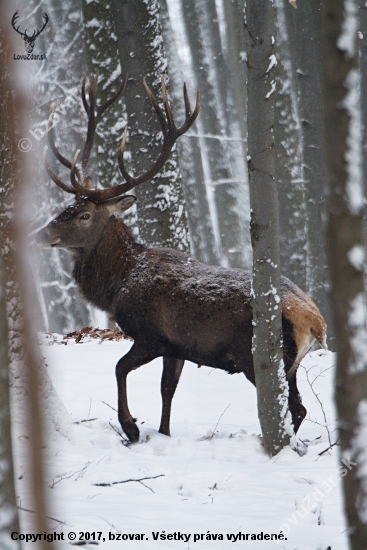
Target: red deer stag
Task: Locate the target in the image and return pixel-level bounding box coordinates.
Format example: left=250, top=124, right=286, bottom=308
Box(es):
left=37, top=73, right=327, bottom=443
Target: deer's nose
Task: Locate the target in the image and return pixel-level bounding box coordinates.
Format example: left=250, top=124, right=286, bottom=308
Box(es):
left=35, top=228, right=61, bottom=248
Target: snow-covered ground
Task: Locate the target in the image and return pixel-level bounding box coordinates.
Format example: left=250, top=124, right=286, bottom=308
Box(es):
left=13, top=336, right=348, bottom=549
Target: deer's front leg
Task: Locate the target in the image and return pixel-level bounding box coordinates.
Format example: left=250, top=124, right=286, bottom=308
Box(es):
left=116, top=344, right=155, bottom=443
left=159, top=357, right=184, bottom=437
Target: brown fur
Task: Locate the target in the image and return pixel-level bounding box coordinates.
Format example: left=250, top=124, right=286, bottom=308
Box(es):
left=37, top=198, right=327, bottom=443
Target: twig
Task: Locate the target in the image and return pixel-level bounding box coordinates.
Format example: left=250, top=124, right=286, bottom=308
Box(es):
left=102, top=400, right=117, bottom=412
left=109, top=422, right=131, bottom=447
left=93, top=473, right=165, bottom=493
left=302, top=365, right=332, bottom=446
left=49, top=462, right=91, bottom=488
left=17, top=505, right=66, bottom=526
left=206, top=404, right=230, bottom=440
left=318, top=436, right=340, bottom=457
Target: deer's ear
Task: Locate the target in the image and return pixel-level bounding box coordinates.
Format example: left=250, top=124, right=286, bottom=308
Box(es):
left=106, top=195, right=136, bottom=215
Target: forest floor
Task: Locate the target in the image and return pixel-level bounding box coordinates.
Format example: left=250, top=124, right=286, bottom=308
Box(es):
left=13, top=333, right=348, bottom=549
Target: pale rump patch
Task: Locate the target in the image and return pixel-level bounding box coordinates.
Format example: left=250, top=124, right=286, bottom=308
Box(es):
left=281, top=284, right=327, bottom=377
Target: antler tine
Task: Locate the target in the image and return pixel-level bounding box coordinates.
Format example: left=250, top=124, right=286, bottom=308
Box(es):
left=177, top=86, right=201, bottom=136
left=81, top=74, right=89, bottom=115
left=79, top=74, right=99, bottom=170
left=143, top=79, right=168, bottom=134
left=115, top=79, right=201, bottom=191
left=96, top=72, right=129, bottom=119
left=47, top=103, right=73, bottom=170
left=70, top=149, right=87, bottom=194
left=43, top=146, right=77, bottom=195
left=161, top=77, right=175, bottom=132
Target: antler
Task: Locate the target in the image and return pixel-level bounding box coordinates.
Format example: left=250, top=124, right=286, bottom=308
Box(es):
left=44, top=74, right=200, bottom=204
left=32, top=13, right=49, bottom=40
left=43, top=73, right=128, bottom=199
left=116, top=78, right=201, bottom=193
left=11, top=11, right=26, bottom=38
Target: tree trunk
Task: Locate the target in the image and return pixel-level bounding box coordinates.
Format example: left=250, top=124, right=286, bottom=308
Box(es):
left=245, top=0, right=292, bottom=456
left=82, top=0, right=126, bottom=190
left=111, top=0, right=189, bottom=251
left=286, top=0, right=333, bottom=346
left=159, top=0, right=219, bottom=265
left=322, top=1, right=367, bottom=547
left=27, top=0, right=95, bottom=333
left=180, top=0, right=249, bottom=268
left=274, top=0, right=308, bottom=291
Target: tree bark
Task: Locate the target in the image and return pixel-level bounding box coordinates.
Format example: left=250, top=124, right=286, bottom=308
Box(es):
left=245, top=0, right=292, bottom=456
left=82, top=0, right=126, bottom=190
left=322, top=1, right=367, bottom=547
left=180, top=0, right=249, bottom=268
left=111, top=0, right=189, bottom=251
left=274, top=0, right=308, bottom=291
left=286, top=0, right=333, bottom=346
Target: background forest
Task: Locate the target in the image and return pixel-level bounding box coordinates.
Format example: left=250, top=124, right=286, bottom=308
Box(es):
left=0, top=0, right=367, bottom=549
left=9, top=0, right=331, bottom=337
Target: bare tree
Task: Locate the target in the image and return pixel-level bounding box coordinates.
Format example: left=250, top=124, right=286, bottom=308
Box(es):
left=322, top=0, right=367, bottom=547
left=245, top=0, right=293, bottom=456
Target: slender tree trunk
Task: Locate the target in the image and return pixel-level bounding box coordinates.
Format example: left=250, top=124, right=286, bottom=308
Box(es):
left=286, top=0, right=333, bottom=346
left=245, top=0, right=292, bottom=456
left=159, top=0, right=220, bottom=265
left=0, top=34, right=20, bottom=549
left=0, top=20, right=50, bottom=548
left=180, top=0, right=247, bottom=268
left=0, top=254, right=19, bottom=550
left=111, top=0, right=189, bottom=250
left=322, top=1, right=367, bottom=547
left=28, top=0, right=94, bottom=333
left=274, top=0, right=308, bottom=291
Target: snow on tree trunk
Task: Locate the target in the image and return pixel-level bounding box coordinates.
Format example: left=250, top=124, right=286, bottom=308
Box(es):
left=245, top=0, right=293, bottom=457
left=111, top=0, right=189, bottom=251
left=0, top=18, right=73, bottom=545
left=180, top=0, right=249, bottom=268
left=0, top=33, right=21, bottom=550
left=285, top=0, right=333, bottom=346
left=159, top=0, right=219, bottom=265
left=82, top=0, right=127, bottom=191
left=322, top=0, right=367, bottom=546
left=274, top=0, right=308, bottom=291
left=27, top=0, right=95, bottom=332
left=0, top=255, right=20, bottom=549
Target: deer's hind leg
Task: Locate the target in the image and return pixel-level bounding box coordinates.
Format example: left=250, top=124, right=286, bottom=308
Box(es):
left=115, top=343, right=156, bottom=443
left=282, top=317, right=307, bottom=433
left=159, top=357, right=184, bottom=437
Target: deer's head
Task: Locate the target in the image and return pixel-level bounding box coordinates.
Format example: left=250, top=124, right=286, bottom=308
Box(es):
left=12, top=11, right=48, bottom=54
left=36, top=73, right=200, bottom=253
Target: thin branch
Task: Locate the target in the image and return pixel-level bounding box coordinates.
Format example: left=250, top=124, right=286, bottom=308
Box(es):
left=93, top=474, right=165, bottom=493
left=318, top=436, right=340, bottom=457
left=210, top=404, right=231, bottom=439
left=17, top=505, right=66, bottom=526
left=109, top=421, right=131, bottom=447
left=102, top=401, right=117, bottom=412
left=301, top=364, right=333, bottom=446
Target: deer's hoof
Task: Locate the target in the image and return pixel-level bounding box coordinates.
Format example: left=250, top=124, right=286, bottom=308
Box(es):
left=121, top=420, right=140, bottom=444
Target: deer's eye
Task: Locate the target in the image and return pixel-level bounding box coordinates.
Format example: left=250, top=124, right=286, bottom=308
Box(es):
left=80, top=213, right=91, bottom=220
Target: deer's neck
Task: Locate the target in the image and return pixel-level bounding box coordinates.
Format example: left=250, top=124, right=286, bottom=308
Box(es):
left=73, top=217, right=145, bottom=312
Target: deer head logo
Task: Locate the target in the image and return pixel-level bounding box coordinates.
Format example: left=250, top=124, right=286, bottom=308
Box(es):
left=11, top=11, right=49, bottom=54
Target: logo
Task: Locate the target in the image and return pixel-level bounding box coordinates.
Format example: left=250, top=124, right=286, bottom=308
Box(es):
left=11, top=10, right=48, bottom=54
